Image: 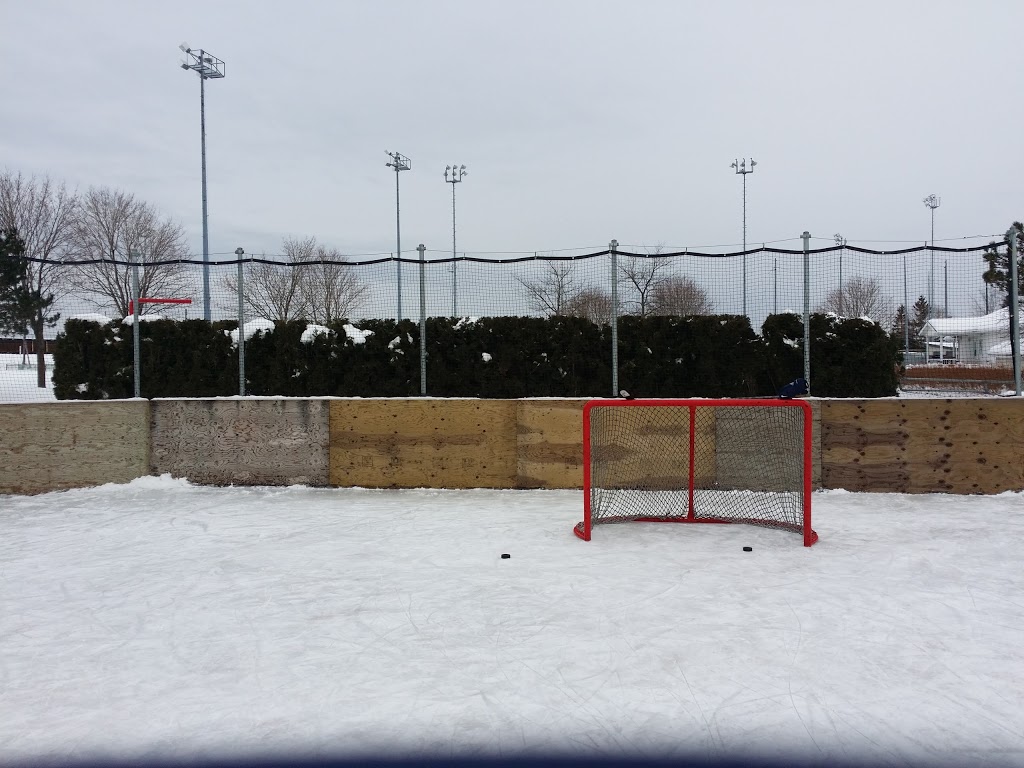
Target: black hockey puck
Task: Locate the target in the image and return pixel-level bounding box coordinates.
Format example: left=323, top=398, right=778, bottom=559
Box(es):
left=742, top=546, right=753, bottom=552
left=501, top=553, right=511, bottom=559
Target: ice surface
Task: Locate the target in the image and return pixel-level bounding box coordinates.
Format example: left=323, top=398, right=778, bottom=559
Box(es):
left=3, top=479, right=1024, bottom=765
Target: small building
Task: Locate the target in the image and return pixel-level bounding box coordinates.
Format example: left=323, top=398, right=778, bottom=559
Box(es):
left=919, top=307, right=1021, bottom=365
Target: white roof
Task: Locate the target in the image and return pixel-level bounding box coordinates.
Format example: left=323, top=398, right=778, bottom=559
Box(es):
left=920, top=307, right=1020, bottom=336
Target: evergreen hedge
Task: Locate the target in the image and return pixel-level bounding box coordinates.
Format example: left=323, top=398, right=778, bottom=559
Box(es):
left=52, top=312, right=899, bottom=400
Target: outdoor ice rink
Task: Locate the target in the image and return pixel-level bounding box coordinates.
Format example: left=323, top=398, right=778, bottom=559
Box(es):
left=3, top=477, right=1024, bottom=767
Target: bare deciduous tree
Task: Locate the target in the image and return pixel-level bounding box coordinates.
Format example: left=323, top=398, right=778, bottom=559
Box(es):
left=70, top=187, right=190, bottom=317
left=619, top=246, right=670, bottom=317
left=818, top=276, right=893, bottom=323
left=565, top=287, right=613, bottom=325
left=226, top=257, right=307, bottom=324
left=0, top=171, right=78, bottom=386
left=225, top=236, right=366, bottom=323
left=650, top=276, right=714, bottom=316
left=301, top=242, right=367, bottom=324
left=517, top=260, right=579, bottom=317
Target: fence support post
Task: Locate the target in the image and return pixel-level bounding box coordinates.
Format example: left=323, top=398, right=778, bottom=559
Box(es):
left=903, top=255, right=910, bottom=361
left=131, top=248, right=141, bottom=399
left=1008, top=227, right=1021, bottom=396
left=610, top=239, right=619, bottom=397
left=235, top=247, right=246, bottom=397
left=418, top=243, right=427, bottom=396
left=802, top=231, right=811, bottom=395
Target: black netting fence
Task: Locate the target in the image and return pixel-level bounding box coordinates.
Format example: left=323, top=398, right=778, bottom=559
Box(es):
left=1, top=240, right=1021, bottom=402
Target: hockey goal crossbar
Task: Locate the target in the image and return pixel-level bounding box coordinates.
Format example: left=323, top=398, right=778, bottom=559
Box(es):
left=576, top=398, right=817, bottom=546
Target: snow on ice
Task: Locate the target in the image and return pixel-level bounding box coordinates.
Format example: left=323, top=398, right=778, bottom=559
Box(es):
left=2, top=477, right=1024, bottom=765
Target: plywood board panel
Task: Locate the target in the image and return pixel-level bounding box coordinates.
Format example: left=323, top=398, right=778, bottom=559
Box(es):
left=330, top=399, right=517, bottom=488
left=822, top=399, right=1024, bottom=493
left=0, top=401, right=150, bottom=494
left=516, top=399, right=586, bottom=488
left=151, top=399, right=329, bottom=486
left=902, top=399, right=1024, bottom=493
left=821, top=400, right=909, bottom=492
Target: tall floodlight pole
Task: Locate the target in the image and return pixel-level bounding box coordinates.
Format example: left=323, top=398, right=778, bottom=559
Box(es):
left=923, top=194, right=941, bottom=317
left=445, top=164, right=467, bottom=316
left=731, top=158, right=756, bottom=318
left=386, top=151, right=411, bottom=320
left=179, top=43, right=226, bottom=322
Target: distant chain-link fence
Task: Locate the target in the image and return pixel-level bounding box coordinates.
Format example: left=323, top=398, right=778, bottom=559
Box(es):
left=2, top=238, right=1021, bottom=402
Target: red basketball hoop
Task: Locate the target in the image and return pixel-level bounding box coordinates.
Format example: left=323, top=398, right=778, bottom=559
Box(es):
left=128, top=298, right=193, bottom=315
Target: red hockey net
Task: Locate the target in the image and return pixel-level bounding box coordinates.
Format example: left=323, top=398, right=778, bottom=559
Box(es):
left=576, top=398, right=817, bottom=546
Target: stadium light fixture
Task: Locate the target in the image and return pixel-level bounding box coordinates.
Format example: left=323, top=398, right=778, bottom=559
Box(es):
left=444, top=164, right=468, bottom=316
left=730, top=158, right=756, bottom=318
left=386, top=151, right=411, bottom=320
left=179, top=44, right=226, bottom=321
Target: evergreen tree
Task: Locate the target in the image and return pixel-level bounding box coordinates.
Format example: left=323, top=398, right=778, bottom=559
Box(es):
left=891, top=304, right=907, bottom=339
left=982, top=222, right=1024, bottom=309
left=909, top=295, right=930, bottom=350
left=0, top=227, right=57, bottom=344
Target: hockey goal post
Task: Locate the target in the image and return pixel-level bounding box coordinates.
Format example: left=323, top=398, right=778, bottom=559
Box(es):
left=576, top=398, right=817, bottom=546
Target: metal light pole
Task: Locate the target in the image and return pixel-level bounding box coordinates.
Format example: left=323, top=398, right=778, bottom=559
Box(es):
left=179, top=43, right=226, bottom=322
left=445, top=164, right=467, bottom=316
left=731, top=158, right=756, bottom=318
left=923, top=194, right=941, bottom=317
left=386, top=151, right=411, bottom=320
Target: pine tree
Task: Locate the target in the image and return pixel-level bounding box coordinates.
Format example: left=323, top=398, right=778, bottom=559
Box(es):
left=910, top=295, right=930, bottom=350
left=0, top=227, right=57, bottom=348
left=982, top=222, right=1023, bottom=309
left=891, top=304, right=907, bottom=339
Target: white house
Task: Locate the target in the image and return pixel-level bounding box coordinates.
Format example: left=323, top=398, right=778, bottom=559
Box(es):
left=919, top=307, right=1022, bottom=365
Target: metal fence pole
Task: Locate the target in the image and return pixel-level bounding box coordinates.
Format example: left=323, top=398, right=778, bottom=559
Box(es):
left=1008, top=227, right=1021, bottom=396
left=130, top=248, right=141, bottom=398
left=418, top=243, right=427, bottom=396
left=903, top=255, right=910, bottom=360
left=610, top=239, right=619, bottom=397
left=235, top=247, right=246, bottom=396
left=802, top=231, right=811, bottom=394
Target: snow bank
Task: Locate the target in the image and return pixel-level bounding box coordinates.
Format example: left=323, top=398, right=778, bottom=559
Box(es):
left=343, top=323, right=373, bottom=344
left=300, top=324, right=332, bottom=343
left=229, top=318, right=275, bottom=345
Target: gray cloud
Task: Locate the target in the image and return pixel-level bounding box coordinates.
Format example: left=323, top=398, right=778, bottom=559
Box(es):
left=2, top=0, right=1022, bottom=259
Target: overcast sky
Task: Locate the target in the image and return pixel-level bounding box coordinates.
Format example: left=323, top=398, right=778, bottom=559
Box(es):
left=3, top=0, right=1022, bottom=259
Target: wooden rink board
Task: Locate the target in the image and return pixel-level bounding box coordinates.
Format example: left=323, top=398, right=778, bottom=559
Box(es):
left=151, top=399, right=330, bottom=486
left=330, top=399, right=518, bottom=488
left=2, top=397, right=1021, bottom=496
left=515, top=400, right=587, bottom=488
left=822, top=399, right=1024, bottom=493
left=0, top=401, right=149, bottom=494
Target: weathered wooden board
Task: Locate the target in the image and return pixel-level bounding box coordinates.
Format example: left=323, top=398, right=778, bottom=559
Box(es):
left=903, top=399, right=1024, bottom=493
left=151, top=399, right=329, bottom=486
left=822, top=399, right=1024, bottom=493
left=330, top=399, right=517, bottom=488
left=516, top=400, right=586, bottom=488
left=0, top=401, right=150, bottom=494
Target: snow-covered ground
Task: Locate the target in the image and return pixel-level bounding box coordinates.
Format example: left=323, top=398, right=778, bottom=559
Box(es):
left=0, top=354, right=56, bottom=403
left=3, top=478, right=1023, bottom=765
